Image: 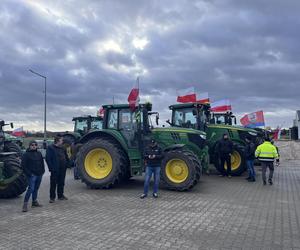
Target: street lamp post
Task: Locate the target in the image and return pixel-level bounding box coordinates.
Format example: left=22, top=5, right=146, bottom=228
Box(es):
left=29, top=69, right=47, bottom=142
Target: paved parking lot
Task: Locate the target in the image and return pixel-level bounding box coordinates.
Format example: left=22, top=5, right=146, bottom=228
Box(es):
left=1, top=160, right=300, bottom=250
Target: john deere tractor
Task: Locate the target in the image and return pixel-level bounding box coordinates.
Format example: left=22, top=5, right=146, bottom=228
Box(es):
left=168, top=103, right=262, bottom=176
left=63, top=115, right=103, bottom=159
left=75, top=103, right=208, bottom=191
left=0, top=120, right=27, bottom=198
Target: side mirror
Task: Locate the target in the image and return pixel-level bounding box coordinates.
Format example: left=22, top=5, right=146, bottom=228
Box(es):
left=234, top=117, right=237, bottom=125
left=192, top=109, right=197, bottom=116
left=155, top=114, right=159, bottom=126
left=10, top=123, right=13, bottom=129
left=166, top=119, right=172, bottom=125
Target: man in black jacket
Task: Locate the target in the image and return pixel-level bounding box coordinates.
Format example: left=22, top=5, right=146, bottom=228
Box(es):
left=216, top=133, right=233, bottom=177
left=46, top=134, right=69, bottom=203
left=245, top=137, right=256, bottom=182
left=140, top=139, right=163, bottom=199
left=21, top=140, right=45, bottom=212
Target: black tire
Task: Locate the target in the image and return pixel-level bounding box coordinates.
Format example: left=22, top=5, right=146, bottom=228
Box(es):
left=160, top=149, right=202, bottom=191
left=0, top=155, right=28, bottom=198
left=212, top=143, right=246, bottom=176
left=75, top=138, right=127, bottom=189
left=4, top=142, right=23, bottom=157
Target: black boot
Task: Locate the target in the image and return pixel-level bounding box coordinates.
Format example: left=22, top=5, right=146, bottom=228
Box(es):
left=32, top=200, right=43, bottom=207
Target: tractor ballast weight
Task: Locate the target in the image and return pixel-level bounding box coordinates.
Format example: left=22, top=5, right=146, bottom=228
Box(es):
left=169, top=103, right=261, bottom=176
left=0, top=120, right=27, bottom=198
left=75, top=103, right=208, bottom=191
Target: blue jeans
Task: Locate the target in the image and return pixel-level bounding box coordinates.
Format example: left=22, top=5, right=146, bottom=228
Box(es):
left=24, top=175, right=43, bottom=202
left=246, top=160, right=256, bottom=178
left=143, top=166, right=161, bottom=195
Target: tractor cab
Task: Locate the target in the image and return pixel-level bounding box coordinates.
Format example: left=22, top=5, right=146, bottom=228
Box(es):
left=73, top=116, right=103, bottom=136
left=211, top=112, right=237, bottom=125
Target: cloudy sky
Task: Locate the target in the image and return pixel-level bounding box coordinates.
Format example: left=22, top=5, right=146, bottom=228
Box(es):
left=0, top=0, right=299, bottom=131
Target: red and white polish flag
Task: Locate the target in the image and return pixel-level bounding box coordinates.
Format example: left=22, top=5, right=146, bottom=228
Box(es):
left=176, top=87, right=196, bottom=103
left=196, top=92, right=210, bottom=104
left=127, top=79, right=140, bottom=111
left=210, top=99, right=231, bottom=112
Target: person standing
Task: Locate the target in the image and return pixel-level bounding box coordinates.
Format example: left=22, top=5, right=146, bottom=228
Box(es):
left=21, top=140, right=45, bottom=212
left=46, top=134, right=69, bottom=202
left=255, top=137, right=279, bottom=185
left=140, top=139, right=163, bottom=199
left=216, top=133, right=234, bottom=177
left=245, top=137, right=256, bottom=182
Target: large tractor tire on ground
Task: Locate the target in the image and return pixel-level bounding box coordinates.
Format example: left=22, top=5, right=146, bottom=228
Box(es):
left=0, top=155, right=28, bottom=198
left=212, top=143, right=246, bottom=176
left=75, top=138, right=127, bottom=189
left=4, top=142, right=23, bottom=157
left=160, top=149, right=201, bottom=191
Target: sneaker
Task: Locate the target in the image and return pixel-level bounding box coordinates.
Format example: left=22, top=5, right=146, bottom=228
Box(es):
left=32, top=201, right=43, bottom=207
left=153, top=193, right=158, bottom=198
left=269, top=179, right=273, bottom=185
left=49, top=199, right=55, bottom=203
left=263, top=181, right=266, bottom=185
left=140, top=194, right=147, bottom=199
left=58, top=195, right=68, bottom=200
left=245, top=177, right=251, bottom=180
left=248, top=178, right=255, bottom=182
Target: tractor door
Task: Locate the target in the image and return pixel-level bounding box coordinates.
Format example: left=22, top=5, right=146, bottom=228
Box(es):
left=118, top=109, right=139, bottom=148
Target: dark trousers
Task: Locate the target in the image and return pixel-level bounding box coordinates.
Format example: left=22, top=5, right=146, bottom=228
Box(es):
left=261, top=161, right=274, bottom=182
left=220, top=154, right=231, bottom=176
left=50, top=168, right=67, bottom=199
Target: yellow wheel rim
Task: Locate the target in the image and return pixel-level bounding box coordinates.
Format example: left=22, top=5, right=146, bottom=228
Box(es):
left=165, top=158, right=189, bottom=183
left=84, top=148, right=112, bottom=179
left=65, top=145, right=72, bottom=159
left=225, top=150, right=242, bottom=171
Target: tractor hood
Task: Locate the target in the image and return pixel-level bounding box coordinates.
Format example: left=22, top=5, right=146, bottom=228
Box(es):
left=207, top=124, right=258, bottom=136
left=152, top=127, right=206, bottom=139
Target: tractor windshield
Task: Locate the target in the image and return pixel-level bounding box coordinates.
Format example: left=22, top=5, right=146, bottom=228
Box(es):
left=172, top=107, right=207, bottom=130
left=91, top=119, right=102, bottom=129
left=75, top=120, right=88, bottom=134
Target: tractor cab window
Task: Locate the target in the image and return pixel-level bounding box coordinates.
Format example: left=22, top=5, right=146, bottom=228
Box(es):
left=173, top=109, right=197, bottom=129
left=91, top=119, right=102, bottom=129
left=119, top=109, right=138, bottom=147
left=107, top=109, right=118, bottom=129
left=75, top=120, right=88, bottom=133
left=215, top=115, right=226, bottom=124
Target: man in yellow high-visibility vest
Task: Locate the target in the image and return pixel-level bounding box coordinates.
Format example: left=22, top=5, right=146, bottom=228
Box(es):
left=255, top=137, right=279, bottom=185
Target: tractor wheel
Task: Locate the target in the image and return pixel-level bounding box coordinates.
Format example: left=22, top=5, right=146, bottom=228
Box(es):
left=4, top=142, right=23, bottom=157
left=63, top=135, right=76, bottom=160
left=0, top=155, right=28, bottom=198
left=213, top=143, right=246, bottom=176
left=75, top=138, right=126, bottom=189
left=160, top=149, right=201, bottom=191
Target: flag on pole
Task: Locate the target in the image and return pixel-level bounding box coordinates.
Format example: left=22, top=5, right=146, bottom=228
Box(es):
left=240, top=110, right=265, bottom=128
left=210, top=99, right=231, bottom=112
left=11, top=127, right=25, bottom=137
left=97, top=107, right=105, bottom=118
left=196, top=92, right=210, bottom=104
left=273, top=126, right=282, bottom=140
left=176, top=87, right=196, bottom=103
left=127, top=77, right=140, bottom=111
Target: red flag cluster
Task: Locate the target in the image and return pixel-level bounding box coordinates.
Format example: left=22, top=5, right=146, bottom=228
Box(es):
left=12, top=127, right=25, bottom=137
left=127, top=79, right=140, bottom=111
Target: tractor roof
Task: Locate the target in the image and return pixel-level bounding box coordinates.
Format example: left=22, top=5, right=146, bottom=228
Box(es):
left=102, top=103, right=152, bottom=111
left=169, top=102, right=210, bottom=109
left=72, top=116, right=102, bottom=121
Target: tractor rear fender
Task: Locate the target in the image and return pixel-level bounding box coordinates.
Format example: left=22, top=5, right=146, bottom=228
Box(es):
left=163, top=144, right=185, bottom=153
left=62, top=132, right=81, bottom=142
left=79, top=130, right=128, bottom=152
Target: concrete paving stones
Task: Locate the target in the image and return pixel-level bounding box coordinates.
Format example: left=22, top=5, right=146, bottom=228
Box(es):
left=0, top=160, right=300, bottom=250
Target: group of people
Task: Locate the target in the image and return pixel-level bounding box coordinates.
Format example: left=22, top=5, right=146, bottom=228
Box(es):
left=140, top=134, right=280, bottom=198
left=21, top=134, right=69, bottom=212
left=21, top=133, right=280, bottom=207
left=215, top=133, right=279, bottom=184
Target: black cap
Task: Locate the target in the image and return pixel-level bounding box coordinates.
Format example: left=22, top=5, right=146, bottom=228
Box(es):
left=29, top=140, right=37, bottom=145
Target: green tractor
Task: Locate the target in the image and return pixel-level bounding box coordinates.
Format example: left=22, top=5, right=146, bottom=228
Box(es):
left=75, top=103, right=208, bottom=191
left=0, top=120, right=27, bottom=198
left=63, top=115, right=103, bottom=158
left=168, top=103, right=261, bottom=176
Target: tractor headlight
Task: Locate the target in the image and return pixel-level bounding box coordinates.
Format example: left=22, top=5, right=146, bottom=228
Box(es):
left=199, top=134, right=206, bottom=140
left=248, top=132, right=257, bottom=136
